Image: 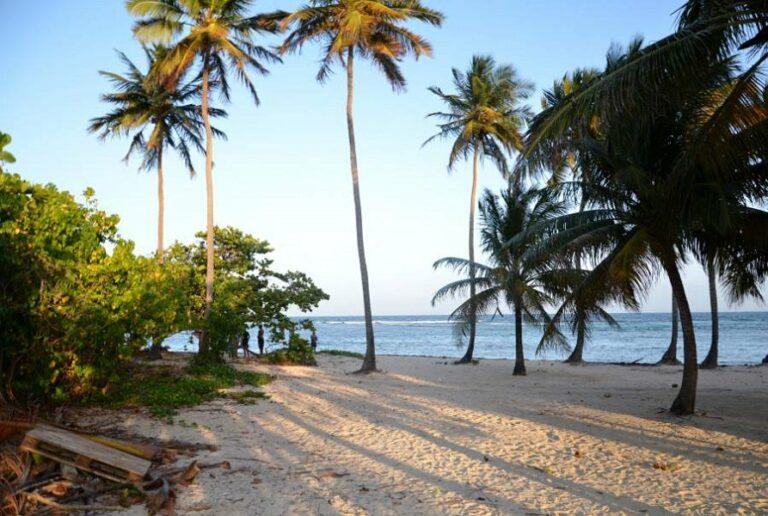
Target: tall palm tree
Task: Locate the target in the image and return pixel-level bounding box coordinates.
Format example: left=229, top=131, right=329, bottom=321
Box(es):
left=425, top=55, right=532, bottom=364
left=279, top=0, right=444, bottom=372
left=126, top=0, right=284, bottom=355
left=433, top=186, right=569, bottom=375
left=89, top=47, right=222, bottom=260
left=658, top=293, right=682, bottom=365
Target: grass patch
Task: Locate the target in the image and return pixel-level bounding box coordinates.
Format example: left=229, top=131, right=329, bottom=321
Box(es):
left=317, top=350, right=364, bottom=359
left=227, top=390, right=270, bottom=405
left=92, top=362, right=272, bottom=419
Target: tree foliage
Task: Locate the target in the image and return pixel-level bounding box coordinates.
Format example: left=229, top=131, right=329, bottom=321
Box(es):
left=0, top=170, right=327, bottom=404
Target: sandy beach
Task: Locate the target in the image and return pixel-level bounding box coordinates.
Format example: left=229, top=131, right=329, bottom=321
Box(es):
left=85, top=355, right=768, bottom=515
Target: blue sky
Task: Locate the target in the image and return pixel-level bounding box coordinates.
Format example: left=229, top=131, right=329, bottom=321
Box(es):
left=2, top=1, right=763, bottom=315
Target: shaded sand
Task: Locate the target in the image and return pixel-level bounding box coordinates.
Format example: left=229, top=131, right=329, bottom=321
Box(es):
left=107, top=356, right=768, bottom=514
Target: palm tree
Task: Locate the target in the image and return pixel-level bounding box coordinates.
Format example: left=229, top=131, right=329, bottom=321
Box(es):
left=520, top=38, right=768, bottom=414
left=434, top=186, right=570, bottom=375
left=0, top=132, right=16, bottom=171
left=701, top=258, right=721, bottom=368
left=658, top=294, right=682, bottom=365
left=279, top=0, right=444, bottom=372
left=520, top=0, right=768, bottom=179
left=126, top=0, right=284, bottom=355
left=89, top=47, right=222, bottom=260
left=425, top=55, right=532, bottom=364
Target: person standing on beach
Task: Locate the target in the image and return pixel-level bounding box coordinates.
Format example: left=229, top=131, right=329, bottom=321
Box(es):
left=241, top=329, right=251, bottom=358
left=311, top=330, right=318, bottom=352
left=257, top=325, right=265, bottom=355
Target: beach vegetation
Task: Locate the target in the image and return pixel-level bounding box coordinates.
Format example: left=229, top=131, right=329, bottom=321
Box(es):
left=0, top=168, right=325, bottom=405
left=126, top=0, right=285, bottom=356
left=91, top=362, right=272, bottom=419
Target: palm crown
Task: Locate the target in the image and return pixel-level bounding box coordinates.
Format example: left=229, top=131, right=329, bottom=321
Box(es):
left=279, top=0, right=444, bottom=88
left=88, top=47, right=223, bottom=174
left=126, top=0, right=284, bottom=101
left=425, top=55, right=532, bottom=175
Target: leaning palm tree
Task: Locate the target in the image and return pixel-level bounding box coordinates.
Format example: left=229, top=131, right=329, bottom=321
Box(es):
left=89, top=47, right=222, bottom=260
left=279, top=0, right=444, bottom=372
left=434, top=186, right=568, bottom=375
left=126, top=0, right=284, bottom=355
left=425, top=55, right=532, bottom=364
left=519, top=38, right=768, bottom=414
left=658, top=294, right=682, bottom=365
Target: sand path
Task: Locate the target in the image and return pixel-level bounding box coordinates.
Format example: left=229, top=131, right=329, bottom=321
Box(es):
left=112, top=356, right=768, bottom=514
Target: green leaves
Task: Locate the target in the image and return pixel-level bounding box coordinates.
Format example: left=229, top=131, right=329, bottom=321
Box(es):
left=279, top=0, right=444, bottom=90
left=425, top=55, right=532, bottom=174
left=0, top=132, right=16, bottom=170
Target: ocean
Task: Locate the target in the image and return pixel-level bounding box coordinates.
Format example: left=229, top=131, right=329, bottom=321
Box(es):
left=165, top=312, right=768, bottom=365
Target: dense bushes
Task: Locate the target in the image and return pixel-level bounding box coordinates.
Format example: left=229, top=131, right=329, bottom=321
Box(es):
left=0, top=172, right=327, bottom=405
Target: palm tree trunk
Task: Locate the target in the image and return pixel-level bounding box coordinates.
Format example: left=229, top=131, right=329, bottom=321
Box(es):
left=566, top=313, right=586, bottom=363
left=457, top=147, right=480, bottom=364
left=513, top=301, right=526, bottom=376
left=156, top=146, right=164, bottom=262
left=200, top=58, right=215, bottom=357
left=566, top=196, right=587, bottom=364
left=346, top=48, right=376, bottom=373
left=701, top=258, right=719, bottom=369
left=658, top=292, right=681, bottom=365
left=661, top=252, right=698, bottom=415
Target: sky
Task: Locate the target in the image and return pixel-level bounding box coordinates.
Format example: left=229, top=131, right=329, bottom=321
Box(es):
left=2, top=1, right=764, bottom=316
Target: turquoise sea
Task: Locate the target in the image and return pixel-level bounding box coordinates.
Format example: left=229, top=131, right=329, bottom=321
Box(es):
left=167, top=312, right=768, bottom=365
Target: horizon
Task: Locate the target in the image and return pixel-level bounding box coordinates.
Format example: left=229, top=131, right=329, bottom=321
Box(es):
left=2, top=0, right=765, bottom=317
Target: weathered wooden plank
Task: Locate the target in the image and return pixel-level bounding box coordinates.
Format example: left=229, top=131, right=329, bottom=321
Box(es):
left=20, top=426, right=151, bottom=483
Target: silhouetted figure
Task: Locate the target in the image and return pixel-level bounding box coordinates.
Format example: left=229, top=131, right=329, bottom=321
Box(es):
left=310, top=330, right=318, bottom=352
left=241, top=329, right=251, bottom=358
left=763, top=353, right=768, bottom=364
left=257, top=325, right=265, bottom=355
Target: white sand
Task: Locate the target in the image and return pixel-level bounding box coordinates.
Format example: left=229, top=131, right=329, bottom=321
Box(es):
left=110, top=356, right=768, bottom=514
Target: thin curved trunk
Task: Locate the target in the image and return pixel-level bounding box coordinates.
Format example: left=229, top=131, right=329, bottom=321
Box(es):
left=346, top=48, right=376, bottom=373
left=566, top=314, right=586, bottom=363
left=658, top=292, right=681, bottom=365
left=661, top=252, right=698, bottom=415
left=457, top=147, right=480, bottom=364
left=513, top=301, right=526, bottom=375
left=701, top=259, right=719, bottom=369
left=156, top=146, right=164, bottom=262
left=566, top=196, right=587, bottom=364
left=200, top=57, right=215, bottom=357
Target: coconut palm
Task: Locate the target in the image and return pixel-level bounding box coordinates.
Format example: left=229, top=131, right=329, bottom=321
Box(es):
left=0, top=132, right=15, bottom=171
left=532, top=69, right=602, bottom=364
left=425, top=55, right=532, bottom=364
left=278, top=0, right=444, bottom=372
left=658, top=294, right=682, bottom=365
left=520, top=0, right=768, bottom=179
left=520, top=37, right=768, bottom=414
left=89, top=47, right=223, bottom=260
left=126, top=0, right=284, bottom=355
left=434, top=186, right=571, bottom=375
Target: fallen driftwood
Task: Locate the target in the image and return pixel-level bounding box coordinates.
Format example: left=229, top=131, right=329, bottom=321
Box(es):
left=3, top=419, right=224, bottom=515
left=20, top=425, right=152, bottom=484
